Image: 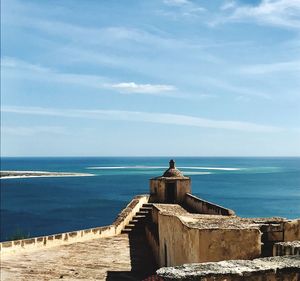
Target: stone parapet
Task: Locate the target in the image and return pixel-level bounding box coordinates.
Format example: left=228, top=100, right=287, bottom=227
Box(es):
left=113, top=194, right=149, bottom=234
left=184, top=193, right=235, bottom=216
left=156, top=255, right=300, bottom=281
left=0, top=194, right=149, bottom=255
left=273, top=241, right=300, bottom=256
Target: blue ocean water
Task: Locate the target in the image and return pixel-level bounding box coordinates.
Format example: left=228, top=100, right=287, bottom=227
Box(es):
left=1, top=157, right=299, bottom=241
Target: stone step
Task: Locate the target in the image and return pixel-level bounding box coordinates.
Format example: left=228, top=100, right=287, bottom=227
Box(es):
left=125, top=224, right=145, bottom=230
left=132, top=216, right=150, bottom=224
left=142, top=203, right=153, bottom=207
left=129, top=219, right=146, bottom=225
left=133, top=214, right=147, bottom=219
left=121, top=228, right=145, bottom=234
left=140, top=206, right=152, bottom=211
left=136, top=210, right=150, bottom=216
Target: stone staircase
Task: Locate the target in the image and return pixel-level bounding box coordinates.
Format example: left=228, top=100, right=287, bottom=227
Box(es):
left=121, top=203, right=152, bottom=235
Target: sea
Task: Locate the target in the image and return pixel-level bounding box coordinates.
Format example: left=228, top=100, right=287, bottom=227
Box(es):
left=0, top=157, right=299, bottom=241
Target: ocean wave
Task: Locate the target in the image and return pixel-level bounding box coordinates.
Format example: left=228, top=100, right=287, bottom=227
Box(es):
left=86, top=166, right=240, bottom=171
left=87, top=166, right=165, bottom=170
left=182, top=172, right=211, bottom=175
left=180, top=167, right=241, bottom=171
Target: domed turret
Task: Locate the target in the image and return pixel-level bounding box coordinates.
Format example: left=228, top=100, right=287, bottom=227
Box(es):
left=162, top=160, right=184, bottom=178
left=149, top=160, right=191, bottom=204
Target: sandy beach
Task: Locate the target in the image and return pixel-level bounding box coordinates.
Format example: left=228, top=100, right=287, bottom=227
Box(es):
left=0, top=171, right=94, bottom=179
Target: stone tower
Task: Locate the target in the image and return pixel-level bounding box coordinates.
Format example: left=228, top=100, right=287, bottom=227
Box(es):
left=149, top=159, right=191, bottom=203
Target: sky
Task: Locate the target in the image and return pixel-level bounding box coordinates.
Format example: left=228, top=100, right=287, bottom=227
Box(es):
left=1, top=0, right=300, bottom=157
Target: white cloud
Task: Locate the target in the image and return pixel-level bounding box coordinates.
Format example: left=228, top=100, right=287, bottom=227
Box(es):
left=2, top=105, right=283, bottom=133
left=240, top=60, right=300, bottom=74
left=228, top=0, right=300, bottom=29
left=111, top=82, right=176, bottom=94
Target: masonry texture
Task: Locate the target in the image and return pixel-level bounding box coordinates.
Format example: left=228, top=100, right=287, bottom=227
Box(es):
left=156, top=255, right=300, bottom=281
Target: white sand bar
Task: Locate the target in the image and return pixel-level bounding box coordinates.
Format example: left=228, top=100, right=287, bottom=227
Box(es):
left=0, top=171, right=94, bottom=179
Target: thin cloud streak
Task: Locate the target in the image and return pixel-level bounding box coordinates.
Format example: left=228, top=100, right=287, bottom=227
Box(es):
left=1, top=126, right=67, bottom=136
left=2, top=57, right=179, bottom=97
left=2, top=106, right=283, bottom=133
left=2, top=56, right=273, bottom=100
left=240, top=60, right=300, bottom=74
left=225, top=0, right=300, bottom=29
left=111, top=82, right=176, bottom=94
left=163, top=0, right=190, bottom=6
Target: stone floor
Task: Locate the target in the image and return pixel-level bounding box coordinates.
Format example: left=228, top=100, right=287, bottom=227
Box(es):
left=0, top=234, right=156, bottom=281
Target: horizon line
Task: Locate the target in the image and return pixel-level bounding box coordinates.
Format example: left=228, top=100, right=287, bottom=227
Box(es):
left=1, top=155, right=300, bottom=158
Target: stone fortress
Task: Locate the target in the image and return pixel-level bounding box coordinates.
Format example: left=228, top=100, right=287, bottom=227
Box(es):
left=1, top=160, right=299, bottom=280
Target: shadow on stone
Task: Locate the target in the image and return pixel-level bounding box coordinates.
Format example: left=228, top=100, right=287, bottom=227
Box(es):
left=106, top=233, right=156, bottom=281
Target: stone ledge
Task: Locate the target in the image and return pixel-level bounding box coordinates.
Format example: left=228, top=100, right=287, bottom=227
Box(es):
left=273, top=241, right=300, bottom=256
left=156, top=256, right=300, bottom=280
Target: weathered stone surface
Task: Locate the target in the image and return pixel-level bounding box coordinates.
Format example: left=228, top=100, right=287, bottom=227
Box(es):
left=156, top=256, right=300, bottom=280
left=1, top=234, right=155, bottom=280
left=158, top=212, right=262, bottom=267
left=273, top=240, right=300, bottom=256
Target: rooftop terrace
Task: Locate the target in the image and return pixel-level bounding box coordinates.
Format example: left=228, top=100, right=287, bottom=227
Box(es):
left=1, top=234, right=155, bottom=281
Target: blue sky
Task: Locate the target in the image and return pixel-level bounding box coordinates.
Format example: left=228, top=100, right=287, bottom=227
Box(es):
left=1, top=0, right=300, bottom=156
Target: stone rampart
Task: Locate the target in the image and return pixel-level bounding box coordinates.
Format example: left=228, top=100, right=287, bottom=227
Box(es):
left=0, top=194, right=149, bottom=255
left=184, top=193, right=235, bottom=216
left=158, top=212, right=261, bottom=267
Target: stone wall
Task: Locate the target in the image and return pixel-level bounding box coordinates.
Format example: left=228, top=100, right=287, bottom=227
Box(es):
left=184, top=193, right=235, bottom=216
left=259, top=219, right=300, bottom=256
left=0, top=194, right=149, bottom=255
left=273, top=241, right=300, bottom=256
left=150, top=179, right=165, bottom=202
left=155, top=255, right=300, bottom=281
left=157, top=213, right=261, bottom=267
left=145, top=224, right=160, bottom=266
left=284, top=219, right=300, bottom=241
left=0, top=225, right=115, bottom=256
left=149, top=178, right=191, bottom=203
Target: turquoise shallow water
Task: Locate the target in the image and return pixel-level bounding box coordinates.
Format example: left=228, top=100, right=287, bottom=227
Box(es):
left=1, top=157, right=299, bottom=241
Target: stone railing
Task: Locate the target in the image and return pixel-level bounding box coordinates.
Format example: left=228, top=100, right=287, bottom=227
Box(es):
left=0, top=194, right=149, bottom=255
left=114, top=194, right=149, bottom=234
left=184, top=193, right=235, bottom=216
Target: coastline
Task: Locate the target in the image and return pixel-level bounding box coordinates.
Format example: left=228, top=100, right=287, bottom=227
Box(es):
left=0, top=171, right=95, bottom=179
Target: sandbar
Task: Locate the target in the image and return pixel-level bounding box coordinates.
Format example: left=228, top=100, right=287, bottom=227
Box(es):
left=0, top=171, right=94, bottom=179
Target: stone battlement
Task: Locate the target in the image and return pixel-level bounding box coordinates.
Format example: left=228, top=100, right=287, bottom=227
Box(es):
left=0, top=195, right=149, bottom=255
